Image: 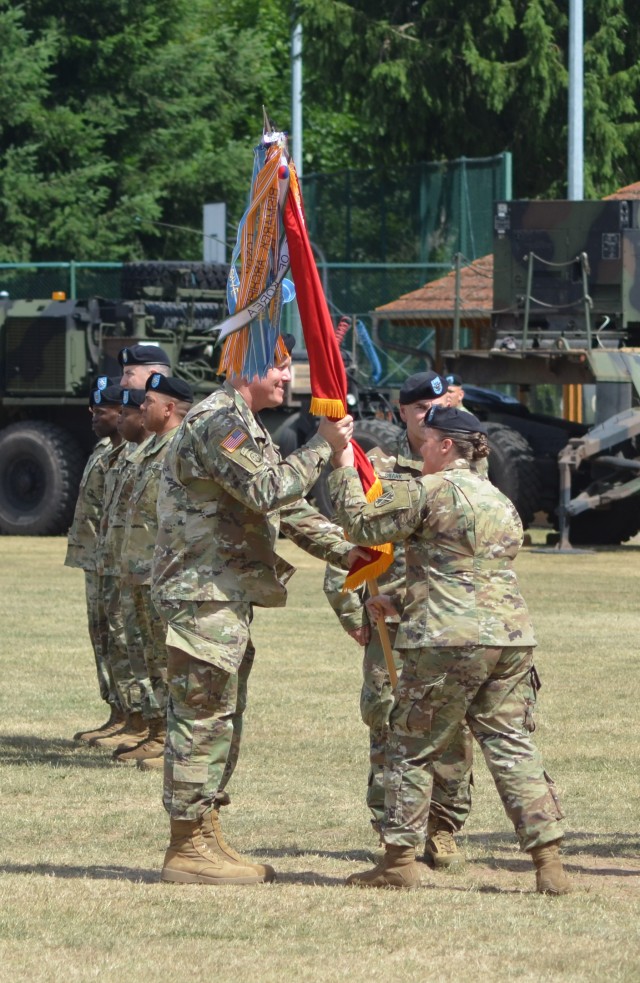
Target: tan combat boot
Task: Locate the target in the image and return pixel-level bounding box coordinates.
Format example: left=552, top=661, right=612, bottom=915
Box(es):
left=137, top=756, right=164, bottom=771
left=73, top=705, right=125, bottom=743
left=91, top=712, right=148, bottom=749
left=112, top=718, right=166, bottom=764
left=201, top=808, right=275, bottom=882
left=530, top=840, right=572, bottom=895
left=161, top=817, right=268, bottom=885
left=423, top=819, right=465, bottom=870
left=345, top=845, right=422, bottom=890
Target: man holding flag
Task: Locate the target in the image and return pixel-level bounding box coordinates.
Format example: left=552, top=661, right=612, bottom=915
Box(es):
left=151, top=336, right=361, bottom=886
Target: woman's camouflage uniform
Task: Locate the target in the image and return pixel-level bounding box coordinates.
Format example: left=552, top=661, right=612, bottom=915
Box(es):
left=324, top=432, right=473, bottom=836
left=328, top=459, right=564, bottom=852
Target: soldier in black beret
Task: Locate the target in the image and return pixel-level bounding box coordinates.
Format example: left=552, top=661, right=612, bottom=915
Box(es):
left=399, top=370, right=449, bottom=405
left=93, top=384, right=123, bottom=406
left=424, top=405, right=487, bottom=435
left=145, top=373, right=194, bottom=403
left=445, top=373, right=466, bottom=409
left=119, top=343, right=172, bottom=390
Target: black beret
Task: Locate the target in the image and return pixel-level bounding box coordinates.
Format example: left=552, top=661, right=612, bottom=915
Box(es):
left=118, top=343, right=171, bottom=367
left=445, top=373, right=463, bottom=387
left=121, top=388, right=146, bottom=408
left=424, top=405, right=487, bottom=435
left=399, top=371, right=449, bottom=404
left=145, top=373, right=194, bottom=403
left=92, top=384, right=122, bottom=406
left=280, top=333, right=296, bottom=355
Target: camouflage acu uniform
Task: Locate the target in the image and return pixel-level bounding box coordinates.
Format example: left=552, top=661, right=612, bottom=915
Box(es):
left=152, top=381, right=352, bottom=821
left=96, top=440, right=152, bottom=714
left=121, top=427, right=179, bottom=720
left=65, top=436, right=115, bottom=705
left=328, top=460, right=565, bottom=852
left=324, top=432, right=474, bottom=834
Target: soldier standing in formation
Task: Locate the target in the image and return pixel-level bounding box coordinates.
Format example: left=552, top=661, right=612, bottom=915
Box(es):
left=116, top=375, right=194, bottom=768
left=67, top=379, right=123, bottom=741
left=324, top=371, right=475, bottom=870
left=325, top=405, right=570, bottom=895
left=151, top=334, right=359, bottom=886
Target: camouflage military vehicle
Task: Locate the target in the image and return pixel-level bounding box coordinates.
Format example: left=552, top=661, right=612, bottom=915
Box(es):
left=0, top=262, right=229, bottom=535
left=442, top=198, right=640, bottom=545
left=0, top=260, right=399, bottom=534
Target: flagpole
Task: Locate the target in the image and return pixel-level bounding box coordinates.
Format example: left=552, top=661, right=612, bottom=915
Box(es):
left=367, top=579, right=398, bottom=688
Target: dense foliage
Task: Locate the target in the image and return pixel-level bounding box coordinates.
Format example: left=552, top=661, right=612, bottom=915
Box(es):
left=1, top=0, right=639, bottom=261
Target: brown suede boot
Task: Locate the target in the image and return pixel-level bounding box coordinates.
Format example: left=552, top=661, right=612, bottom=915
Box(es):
left=92, top=712, right=148, bottom=749
left=201, top=808, right=275, bottom=882
left=161, top=817, right=268, bottom=885
left=74, top=705, right=125, bottom=743
left=346, top=845, right=422, bottom=890
left=530, top=840, right=572, bottom=895
left=137, top=756, right=164, bottom=771
left=112, top=718, right=166, bottom=764
left=423, top=819, right=465, bottom=870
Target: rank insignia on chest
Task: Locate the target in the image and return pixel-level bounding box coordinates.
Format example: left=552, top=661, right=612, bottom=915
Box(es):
left=221, top=428, right=249, bottom=452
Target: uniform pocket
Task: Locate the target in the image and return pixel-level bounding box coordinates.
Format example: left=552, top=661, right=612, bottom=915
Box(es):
left=391, top=673, right=447, bottom=735
left=523, top=664, right=541, bottom=733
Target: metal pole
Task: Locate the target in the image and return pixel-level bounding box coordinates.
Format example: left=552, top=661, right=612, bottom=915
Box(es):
left=291, top=21, right=303, bottom=177
left=568, top=0, right=584, bottom=199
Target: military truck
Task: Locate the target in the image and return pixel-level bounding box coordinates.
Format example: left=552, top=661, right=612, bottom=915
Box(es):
left=0, top=261, right=400, bottom=535
left=442, top=198, right=640, bottom=545
left=0, top=262, right=231, bottom=535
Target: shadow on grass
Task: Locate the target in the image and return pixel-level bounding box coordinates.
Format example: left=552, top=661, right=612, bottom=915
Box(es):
left=0, top=733, right=114, bottom=769
left=0, top=861, right=158, bottom=883
left=463, top=829, right=640, bottom=862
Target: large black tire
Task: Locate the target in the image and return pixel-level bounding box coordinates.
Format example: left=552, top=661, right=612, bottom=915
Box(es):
left=312, top=418, right=403, bottom=518
left=121, top=261, right=229, bottom=300
left=0, top=422, right=85, bottom=535
left=486, top=422, right=541, bottom=529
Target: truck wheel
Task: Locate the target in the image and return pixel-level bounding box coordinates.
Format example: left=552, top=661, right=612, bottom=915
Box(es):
left=312, top=418, right=403, bottom=518
left=486, top=422, right=541, bottom=529
left=121, top=261, right=229, bottom=299
left=0, top=422, right=85, bottom=535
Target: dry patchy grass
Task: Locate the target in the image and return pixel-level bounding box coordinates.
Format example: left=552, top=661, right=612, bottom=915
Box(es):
left=0, top=535, right=639, bottom=982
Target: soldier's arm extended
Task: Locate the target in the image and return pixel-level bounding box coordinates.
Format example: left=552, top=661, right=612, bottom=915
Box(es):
left=278, top=496, right=353, bottom=568
left=322, top=560, right=367, bottom=633
left=327, top=466, right=428, bottom=547
left=189, top=412, right=333, bottom=514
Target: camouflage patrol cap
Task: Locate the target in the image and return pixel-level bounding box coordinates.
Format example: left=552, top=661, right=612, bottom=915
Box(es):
left=121, top=388, right=146, bottom=408
left=399, top=370, right=449, bottom=404
left=145, top=373, right=194, bottom=403
left=118, top=343, right=171, bottom=367
left=424, top=405, right=487, bottom=435
left=93, top=384, right=122, bottom=406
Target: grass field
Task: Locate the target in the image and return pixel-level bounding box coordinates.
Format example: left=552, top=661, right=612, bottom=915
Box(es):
left=1, top=534, right=639, bottom=982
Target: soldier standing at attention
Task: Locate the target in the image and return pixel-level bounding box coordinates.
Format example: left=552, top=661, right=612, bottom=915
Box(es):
left=118, top=343, right=172, bottom=389
left=115, top=376, right=194, bottom=768
left=326, top=406, right=570, bottom=895
left=151, top=334, right=357, bottom=886
left=68, top=379, right=123, bottom=742
left=324, top=371, right=475, bottom=870
left=92, top=389, right=154, bottom=752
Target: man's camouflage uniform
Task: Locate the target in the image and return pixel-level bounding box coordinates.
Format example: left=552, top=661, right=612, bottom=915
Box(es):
left=121, top=427, right=179, bottom=721
left=65, top=437, right=116, bottom=706
left=152, top=381, right=353, bottom=821
left=96, top=440, right=151, bottom=715
left=324, top=432, right=474, bottom=836
left=328, top=458, right=565, bottom=852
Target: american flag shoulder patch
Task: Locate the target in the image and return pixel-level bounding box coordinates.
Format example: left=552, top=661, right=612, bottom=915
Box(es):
left=220, top=427, right=249, bottom=452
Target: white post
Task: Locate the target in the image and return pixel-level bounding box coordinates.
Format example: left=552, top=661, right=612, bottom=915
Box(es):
left=568, top=0, right=584, bottom=200
left=291, top=21, right=303, bottom=177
